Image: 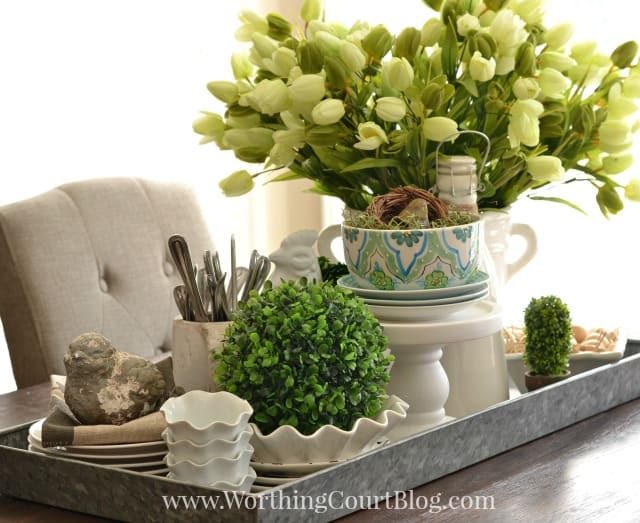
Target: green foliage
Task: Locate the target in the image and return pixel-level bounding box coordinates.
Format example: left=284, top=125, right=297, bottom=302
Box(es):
left=214, top=280, right=393, bottom=435
left=523, top=295, right=572, bottom=376
left=196, top=2, right=640, bottom=217
left=317, top=256, right=349, bottom=284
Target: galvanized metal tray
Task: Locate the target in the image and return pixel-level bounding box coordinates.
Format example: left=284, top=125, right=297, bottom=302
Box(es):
left=2, top=343, right=640, bottom=522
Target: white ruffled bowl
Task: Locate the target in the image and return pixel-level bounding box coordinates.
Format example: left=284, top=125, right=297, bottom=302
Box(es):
left=160, top=390, right=253, bottom=445
left=162, top=426, right=253, bottom=464
left=250, top=395, right=409, bottom=464
left=165, top=445, right=254, bottom=486
left=168, top=467, right=257, bottom=493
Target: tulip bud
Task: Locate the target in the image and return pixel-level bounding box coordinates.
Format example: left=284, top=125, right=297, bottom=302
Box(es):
left=362, top=25, right=394, bottom=61
left=599, top=119, right=632, bottom=153
left=422, top=116, right=458, bottom=142
left=603, top=154, right=634, bottom=174
left=324, top=55, right=351, bottom=90
left=538, top=68, right=571, bottom=99
left=508, top=99, right=544, bottom=148
left=235, top=10, right=268, bottom=42
left=513, top=77, right=540, bottom=100
left=206, top=81, right=239, bottom=104
left=441, top=0, right=463, bottom=28
left=252, top=34, right=278, bottom=59
left=611, top=41, right=639, bottom=69
left=231, top=52, right=253, bottom=81
left=421, top=83, right=444, bottom=111
left=297, top=41, right=324, bottom=73
left=596, top=184, right=624, bottom=215
left=314, top=30, right=342, bottom=56
left=226, top=111, right=261, bottom=129
left=267, top=144, right=297, bottom=167
left=608, top=96, right=639, bottom=120
left=495, top=55, right=516, bottom=76
left=394, top=27, right=421, bottom=60
left=354, top=122, right=389, bottom=150
left=544, top=23, right=574, bottom=49
left=301, top=0, right=323, bottom=23
left=264, top=47, right=298, bottom=77
left=421, top=18, right=444, bottom=47
left=375, top=97, right=407, bottom=122
left=456, top=14, right=480, bottom=37
left=571, top=41, right=597, bottom=63
left=539, top=52, right=577, bottom=72
left=526, top=156, right=565, bottom=182
left=244, top=79, right=291, bottom=115
left=273, top=127, right=306, bottom=147
left=484, top=0, right=508, bottom=10
left=305, top=124, right=341, bottom=146
left=223, top=127, right=274, bottom=151
left=289, top=74, right=326, bottom=104
left=219, top=170, right=255, bottom=197
left=475, top=33, right=497, bottom=60
left=383, top=57, right=415, bottom=91
left=267, top=13, right=292, bottom=41
left=515, top=42, right=537, bottom=77
left=311, top=98, right=345, bottom=125
left=624, top=179, right=640, bottom=201
left=340, top=41, right=367, bottom=72
left=469, top=51, right=496, bottom=82
left=192, top=112, right=225, bottom=144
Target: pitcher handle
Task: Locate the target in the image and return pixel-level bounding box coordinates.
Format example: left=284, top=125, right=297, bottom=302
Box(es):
left=507, top=223, right=537, bottom=280
left=316, top=224, right=342, bottom=263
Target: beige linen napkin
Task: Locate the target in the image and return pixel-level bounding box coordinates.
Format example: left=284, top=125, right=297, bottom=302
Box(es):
left=41, top=358, right=175, bottom=447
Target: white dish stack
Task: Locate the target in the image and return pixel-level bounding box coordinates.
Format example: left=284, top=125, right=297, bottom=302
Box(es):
left=160, top=390, right=255, bottom=492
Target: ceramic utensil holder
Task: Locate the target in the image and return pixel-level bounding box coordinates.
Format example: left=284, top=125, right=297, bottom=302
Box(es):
left=171, top=319, right=231, bottom=392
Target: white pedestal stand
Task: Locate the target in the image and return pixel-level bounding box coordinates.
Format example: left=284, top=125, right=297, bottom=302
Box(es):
left=381, top=301, right=502, bottom=441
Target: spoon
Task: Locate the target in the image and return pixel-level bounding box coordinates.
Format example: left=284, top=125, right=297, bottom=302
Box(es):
left=168, top=235, right=208, bottom=322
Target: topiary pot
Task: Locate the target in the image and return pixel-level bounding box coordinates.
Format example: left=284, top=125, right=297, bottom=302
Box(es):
left=524, top=369, right=571, bottom=392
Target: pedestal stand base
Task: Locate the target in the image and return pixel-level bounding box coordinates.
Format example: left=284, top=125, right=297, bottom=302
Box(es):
left=380, top=301, right=502, bottom=441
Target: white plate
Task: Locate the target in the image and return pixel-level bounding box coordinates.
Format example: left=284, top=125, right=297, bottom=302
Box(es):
left=337, top=271, right=489, bottom=300
left=28, top=436, right=167, bottom=460
left=29, top=419, right=166, bottom=454
left=361, top=284, right=488, bottom=307
left=254, top=475, right=296, bottom=486
left=28, top=444, right=167, bottom=467
left=250, top=460, right=342, bottom=476
left=367, top=290, right=489, bottom=322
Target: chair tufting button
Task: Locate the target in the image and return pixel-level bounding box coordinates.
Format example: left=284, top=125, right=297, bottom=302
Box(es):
left=163, top=261, right=174, bottom=276
left=99, top=278, right=109, bottom=293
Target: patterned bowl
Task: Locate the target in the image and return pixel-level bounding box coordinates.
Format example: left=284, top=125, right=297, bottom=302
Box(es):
left=340, top=217, right=481, bottom=291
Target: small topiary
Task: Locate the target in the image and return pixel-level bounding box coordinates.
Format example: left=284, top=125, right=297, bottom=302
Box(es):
left=214, top=279, right=393, bottom=435
left=523, top=295, right=572, bottom=376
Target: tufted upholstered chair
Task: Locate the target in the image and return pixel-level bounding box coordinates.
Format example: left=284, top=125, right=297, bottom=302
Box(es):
left=0, top=178, right=215, bottom=388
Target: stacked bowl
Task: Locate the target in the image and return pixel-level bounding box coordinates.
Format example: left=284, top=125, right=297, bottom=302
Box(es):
left=160, top=390, right=255, bottom=492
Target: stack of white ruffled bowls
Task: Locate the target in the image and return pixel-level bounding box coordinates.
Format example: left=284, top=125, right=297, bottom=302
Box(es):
left=160, top=390, right=255, bottom=492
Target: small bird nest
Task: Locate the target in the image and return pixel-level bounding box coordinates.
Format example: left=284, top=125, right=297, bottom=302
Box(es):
left=365, top=186, right=449, bottom=227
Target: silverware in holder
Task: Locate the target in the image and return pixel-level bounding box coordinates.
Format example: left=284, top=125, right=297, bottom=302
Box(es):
left=169, top=234, right=271, bottom=322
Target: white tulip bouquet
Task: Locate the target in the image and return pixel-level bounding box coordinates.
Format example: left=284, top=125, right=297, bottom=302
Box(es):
left=194, top=0, right=640, bottom=215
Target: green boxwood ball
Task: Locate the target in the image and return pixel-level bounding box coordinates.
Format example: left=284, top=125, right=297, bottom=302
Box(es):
left=214, top=280, right=393, bottom=435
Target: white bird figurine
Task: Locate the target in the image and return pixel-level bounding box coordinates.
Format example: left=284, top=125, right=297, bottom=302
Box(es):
left=268, top=230, right=322, bottom=286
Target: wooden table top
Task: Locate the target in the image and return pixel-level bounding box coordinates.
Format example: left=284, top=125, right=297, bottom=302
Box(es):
left=2, top=382, right=640, bottom=522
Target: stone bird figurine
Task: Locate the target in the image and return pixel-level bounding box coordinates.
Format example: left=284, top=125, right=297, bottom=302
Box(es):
left=268, top=230, right=322, bottom=286
left=63, top=333, right=172, bottom=425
